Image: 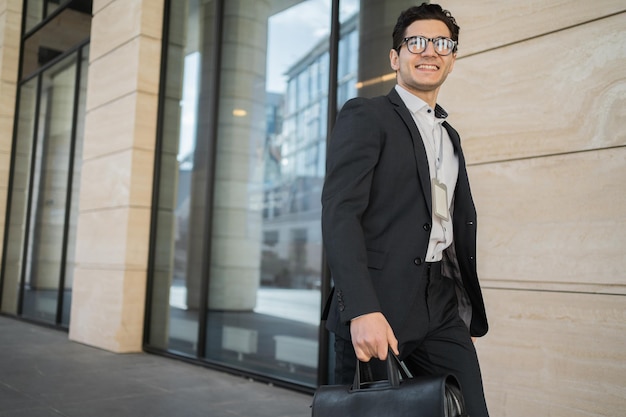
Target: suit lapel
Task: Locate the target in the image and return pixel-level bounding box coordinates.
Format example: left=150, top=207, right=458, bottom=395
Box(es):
left=443, top=121, right=470, bottom=206
left=387, top=89, right=432, bottom=216
left=443, top=120, right=467, bottom=183
left=443, top=121, right=461, bottom=155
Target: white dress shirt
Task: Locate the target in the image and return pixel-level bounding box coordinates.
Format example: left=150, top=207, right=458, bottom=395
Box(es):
left=395, top=85, right=459, bottom=262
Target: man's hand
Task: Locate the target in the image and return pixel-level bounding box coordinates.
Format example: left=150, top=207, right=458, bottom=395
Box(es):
left=350, top=312, right=399, bottom=362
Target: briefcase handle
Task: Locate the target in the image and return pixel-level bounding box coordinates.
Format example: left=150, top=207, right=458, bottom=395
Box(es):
left=353, top=350, right=413, bottom=390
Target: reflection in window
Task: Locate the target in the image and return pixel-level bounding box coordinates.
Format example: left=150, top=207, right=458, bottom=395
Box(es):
left=24, top=0, right=65, bottom=32
left=1, top=45, right=88, bottom=326
left=21, top=54, right=77, bottom=324
left=22, top=2, right=92, bottom=79
left=148, top=0, right=209, bottom=355
left=62, top=45, right=89, bottom=326
left=203, top=0, right=334, bottom=386
left=148, top=0, right=360, bottom=388
left=337, top=14, right=359, bottom=107
left=1, top=78, right=38, bottom=315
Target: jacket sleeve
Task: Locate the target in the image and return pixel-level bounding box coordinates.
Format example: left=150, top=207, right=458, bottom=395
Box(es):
left=321, top=97, right=383, bottom=324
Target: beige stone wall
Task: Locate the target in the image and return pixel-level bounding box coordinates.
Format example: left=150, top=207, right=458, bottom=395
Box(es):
left=68, top=0, right=164, bottom=352
left=0, top=0, right=21, bottom=263
left=437, top=1, right=626, bottom=415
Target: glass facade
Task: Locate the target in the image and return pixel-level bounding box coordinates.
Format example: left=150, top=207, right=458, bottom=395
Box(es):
left=0, top=1, right=90, bottom=326
left=1, top=0, right=414, bottom=391
left=147, top=0, right=362, bottom=387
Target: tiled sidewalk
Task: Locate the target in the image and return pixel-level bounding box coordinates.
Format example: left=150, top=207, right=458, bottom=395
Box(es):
left=0, top=316, right=312, bottom=417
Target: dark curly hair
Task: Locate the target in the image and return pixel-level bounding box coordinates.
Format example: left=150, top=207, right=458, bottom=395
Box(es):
left=392, top=3, right=460, bottom=52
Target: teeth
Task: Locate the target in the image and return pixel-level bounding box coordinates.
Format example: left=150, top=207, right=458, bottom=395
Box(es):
left=418, top=64, right=438, bottom=70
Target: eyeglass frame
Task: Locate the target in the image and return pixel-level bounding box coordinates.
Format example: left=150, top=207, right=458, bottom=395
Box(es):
left=396, top=36, right=458, bottom=56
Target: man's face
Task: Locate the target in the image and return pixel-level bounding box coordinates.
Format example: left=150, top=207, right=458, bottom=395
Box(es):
left=389, top=19, right=456, bottom=101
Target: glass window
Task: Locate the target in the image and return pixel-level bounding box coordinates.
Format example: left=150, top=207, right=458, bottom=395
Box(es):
left=24, top=0, right=66, bottom=32
left=1, top=0, right=90, bottom=325
left=20, top=53, right=77, bottom=324
left=286, top=79, right=297, bottom=115
left=1, top=45, right=88, bottom=325
left=338, top=3, right=359, bottom=107
left=22, top=2, right=92, bottom=79
left=61, top=45, right=88, bottom=326
left=149, top=0, right=335, bottom=386
left=203, top=0, right=330, bottom=387
left=147, top=0, right=210, bottom=355
left=1, top=77, right=38, bottom=315
left=149, top=0, right=389, bottom=388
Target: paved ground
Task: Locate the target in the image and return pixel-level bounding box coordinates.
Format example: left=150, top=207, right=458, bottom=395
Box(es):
left=0, top=316, right=313, bottom=417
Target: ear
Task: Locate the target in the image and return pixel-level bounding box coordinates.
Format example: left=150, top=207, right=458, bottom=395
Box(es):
left=389, top=48, right=399, bottom=71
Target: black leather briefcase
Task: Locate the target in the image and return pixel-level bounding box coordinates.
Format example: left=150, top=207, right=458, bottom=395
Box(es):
left=311, top=353, right=467, bottom=417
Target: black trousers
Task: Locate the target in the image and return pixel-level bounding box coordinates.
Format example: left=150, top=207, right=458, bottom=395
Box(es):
left=334, top=262, right=490, bottom=417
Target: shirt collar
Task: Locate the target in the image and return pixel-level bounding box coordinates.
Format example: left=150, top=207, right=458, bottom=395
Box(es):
left=394, top=84, right=448, bottom=120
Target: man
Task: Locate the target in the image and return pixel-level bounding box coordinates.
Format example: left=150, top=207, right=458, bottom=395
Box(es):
left=321, top=3, right=490, bottom=416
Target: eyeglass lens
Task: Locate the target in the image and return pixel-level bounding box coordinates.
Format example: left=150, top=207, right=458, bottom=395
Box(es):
left=406, top=36, right=454, bottom=55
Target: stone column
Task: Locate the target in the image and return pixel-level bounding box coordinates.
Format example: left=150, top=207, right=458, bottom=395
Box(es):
left=68, top=0, right=164, bottom=352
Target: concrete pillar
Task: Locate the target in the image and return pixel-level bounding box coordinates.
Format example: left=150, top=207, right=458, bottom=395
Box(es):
left=68, top=0, right=164, bottom=352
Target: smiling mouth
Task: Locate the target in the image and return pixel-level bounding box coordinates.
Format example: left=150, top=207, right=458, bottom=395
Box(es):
left=416, top=64, right=439, bottom=70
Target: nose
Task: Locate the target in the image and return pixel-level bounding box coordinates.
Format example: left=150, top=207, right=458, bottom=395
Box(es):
left=421, top=40, right=438, bottom=56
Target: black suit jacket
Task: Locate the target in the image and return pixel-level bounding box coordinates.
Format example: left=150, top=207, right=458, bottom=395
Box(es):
left=321, top=88, right=488, bottom=348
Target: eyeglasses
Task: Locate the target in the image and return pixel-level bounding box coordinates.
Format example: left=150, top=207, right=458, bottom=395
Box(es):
left=398, top=36, right=457, bottom=56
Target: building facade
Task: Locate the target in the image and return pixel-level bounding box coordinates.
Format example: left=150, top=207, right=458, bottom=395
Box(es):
left=0, top=0, right=624, bottom=415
